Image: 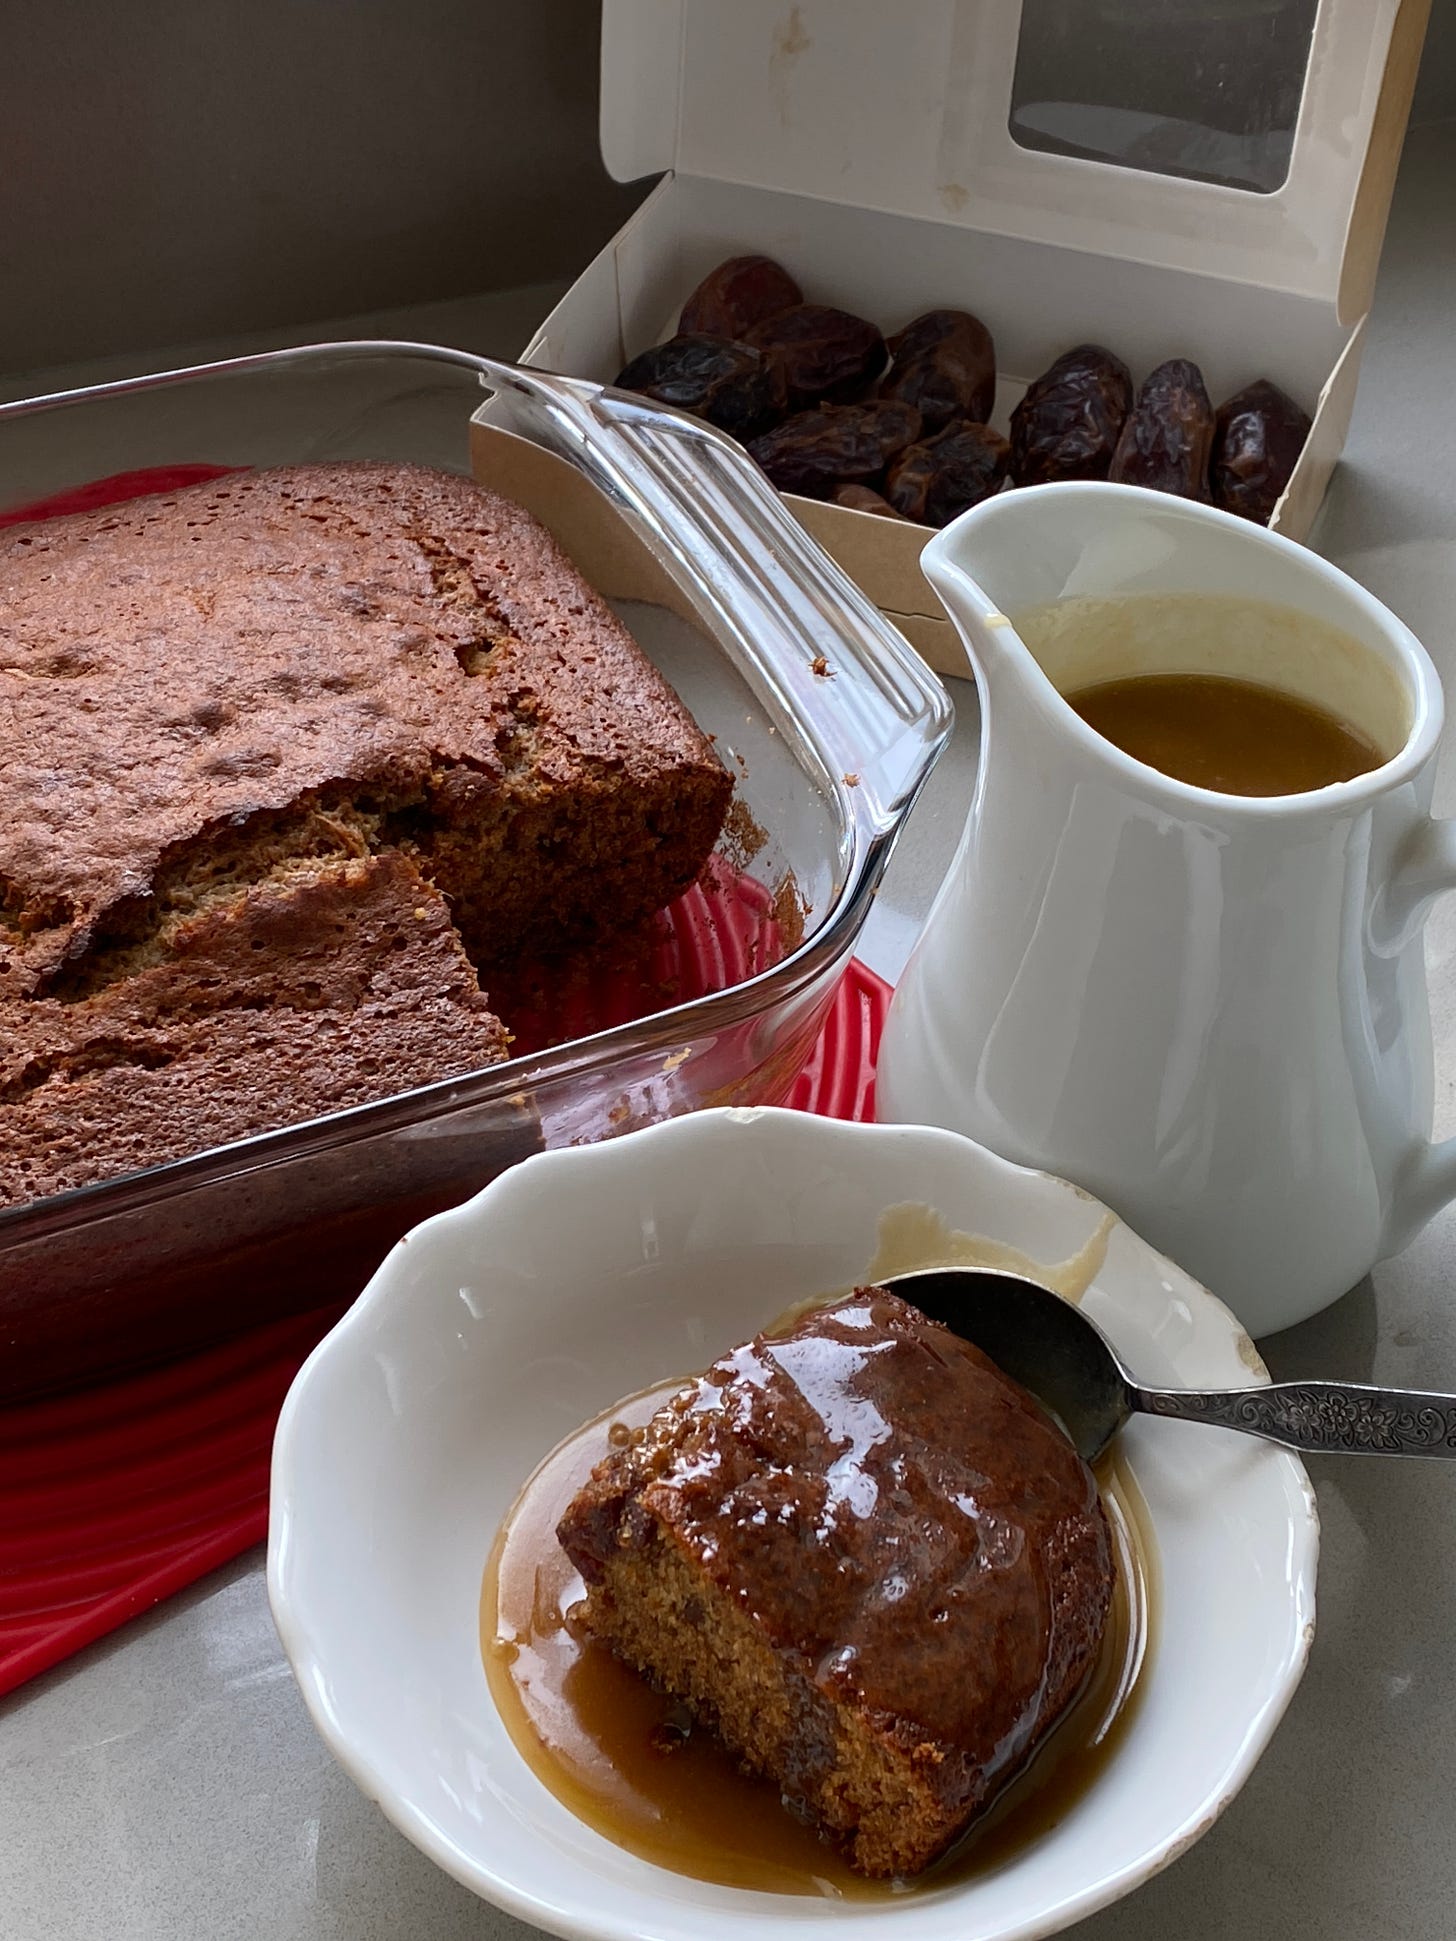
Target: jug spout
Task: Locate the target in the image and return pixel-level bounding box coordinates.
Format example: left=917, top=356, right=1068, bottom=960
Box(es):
left=924, top=480, right=1224, bottom=638
left=921, top=481, right=1200, bottom=699
left=919, top=520, right=1039, bottom=700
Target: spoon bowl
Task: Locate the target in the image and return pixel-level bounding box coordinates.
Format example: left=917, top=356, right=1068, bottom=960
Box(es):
left=883, top=1268, right=1131, bottom=1462
left=885, top=1265, right=1456, bottom=1463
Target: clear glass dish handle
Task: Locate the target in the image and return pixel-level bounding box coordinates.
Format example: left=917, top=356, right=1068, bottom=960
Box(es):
left=0, top=340, right=952, bottom=871
left=480, top=358, right=955, bottom=854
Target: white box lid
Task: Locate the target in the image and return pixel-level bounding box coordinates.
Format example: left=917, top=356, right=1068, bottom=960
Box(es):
left=600, top=0, right=1419, bottom=316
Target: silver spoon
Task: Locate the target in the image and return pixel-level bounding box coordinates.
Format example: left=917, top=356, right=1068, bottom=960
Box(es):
left=883, top=1266, right=1456, bottom=1465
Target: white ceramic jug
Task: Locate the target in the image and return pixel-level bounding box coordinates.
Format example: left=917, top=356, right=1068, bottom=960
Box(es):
left=877, top=483, right=1456, bottom=1336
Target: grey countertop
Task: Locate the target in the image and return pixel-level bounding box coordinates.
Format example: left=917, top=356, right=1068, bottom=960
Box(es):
left=3, top=121, right=1456, bottom=1941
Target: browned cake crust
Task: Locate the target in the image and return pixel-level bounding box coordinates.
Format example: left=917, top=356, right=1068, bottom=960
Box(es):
left=0, top=462, right=730, bottom=990
left=0, top=463, right=731, bottom=1206
left=558, top=1288, right=1113, bottom=1878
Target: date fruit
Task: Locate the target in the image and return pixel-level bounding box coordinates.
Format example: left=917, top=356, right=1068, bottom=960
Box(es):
left=615, top=333, right=787, bottom=439
left=747, top=401, right=922, bottom=496
left=678, top=254, right=802, bottom=338
left=1211, top=378, right=1312, bottom=525
left=1009, top=343, right=1133, bottom=487
left=744, top=304, right=887, bottom=409
left=1109, top=358, right=1215, bottom=500
left=880, top=309, right=996, bottom=431
left=885, top=421, right=1010, bottom=527
left=832, top=483, right=910, bottom=519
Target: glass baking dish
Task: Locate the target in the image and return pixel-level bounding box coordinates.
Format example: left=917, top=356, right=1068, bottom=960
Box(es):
left=0, top=342, right=951, bottom=1399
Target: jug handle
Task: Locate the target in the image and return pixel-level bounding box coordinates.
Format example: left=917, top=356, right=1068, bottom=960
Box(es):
left=1374, top=817, right=1456, bottom=1250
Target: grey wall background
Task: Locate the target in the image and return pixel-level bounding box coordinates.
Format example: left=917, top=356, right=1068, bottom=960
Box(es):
left=0, top=0, right=644, bottom=372
left=1, top=1, right=1452, bottom=378
left=1413, top=0, right=1456, bottom=123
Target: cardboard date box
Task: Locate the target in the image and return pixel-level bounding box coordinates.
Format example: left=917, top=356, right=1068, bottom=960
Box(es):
left=478, top=0, right=1429, bottom=677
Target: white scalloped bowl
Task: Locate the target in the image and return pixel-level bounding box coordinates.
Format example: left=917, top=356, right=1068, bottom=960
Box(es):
left=268, top=1107, right=1318, bottom=1941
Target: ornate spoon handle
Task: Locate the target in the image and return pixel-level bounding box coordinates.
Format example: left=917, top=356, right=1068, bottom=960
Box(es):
left=1136, top=1381, right=1456, bottom=1457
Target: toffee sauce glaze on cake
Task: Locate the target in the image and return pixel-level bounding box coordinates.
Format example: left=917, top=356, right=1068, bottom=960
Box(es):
left=483, top=1299, right=1154, bottom=1896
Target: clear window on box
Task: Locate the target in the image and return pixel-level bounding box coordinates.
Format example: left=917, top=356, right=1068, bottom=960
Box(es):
left=1008, top=0, right=1319, bottom=194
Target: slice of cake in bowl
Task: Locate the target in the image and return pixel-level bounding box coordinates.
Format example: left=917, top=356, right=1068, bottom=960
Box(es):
left=557, top=1285, right=1113, bottom=1878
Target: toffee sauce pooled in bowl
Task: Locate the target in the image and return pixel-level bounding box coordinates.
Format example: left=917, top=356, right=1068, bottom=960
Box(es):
left=482, top=1297, right=1154, bottom=1898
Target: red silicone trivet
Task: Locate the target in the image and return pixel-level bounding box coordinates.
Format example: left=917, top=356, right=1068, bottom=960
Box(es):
left=0, top=464, right=240, bottom=528
left=0, top=958, right=888, bottom=1699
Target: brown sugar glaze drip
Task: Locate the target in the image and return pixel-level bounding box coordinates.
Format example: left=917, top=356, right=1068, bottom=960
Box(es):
left=581, top=1290, right=1113, bottom=1813
left=482, top=1373, right=1154, bottom=1898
